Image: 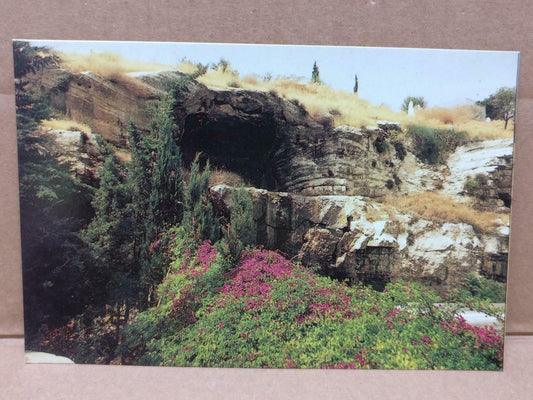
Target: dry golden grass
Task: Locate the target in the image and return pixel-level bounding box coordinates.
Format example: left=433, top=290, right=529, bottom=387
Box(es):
left=42, top=118, right=92, bottom=133
left=209, top=168, right=248, bottom=187
left=383, top=192, right=509, bottom=233
left=114, top=149, right=132, bottom=163
left=417, top=105, right=476, bottom=125
left=59, top=51, right=169, bottom=97
left=175, top=60, right=201, bottom=75
left=196, top=68, right=512, bottom=139
left=241, top=74, right=260, bottom=85
left=452, top=119, right=514, bottom=140
left=197, top=67, right=241, bottom=88
left=60, top=51, right=173, bottom=76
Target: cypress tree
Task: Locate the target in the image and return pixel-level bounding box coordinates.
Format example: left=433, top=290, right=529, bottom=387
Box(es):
left=80, top=149, right=138, bottom=307
left=149, top=92, right=184, bottom=228
left=354, top=74, right=359, bottom=94
left=311, top=61, right=321, bottom=84
left=183, top=153, right=220, bottom=243
left=127, top=121, right=154, bottom=260
left=228, top=188, right=255, bottom=257
left=141, top=92, right=185, bottom=299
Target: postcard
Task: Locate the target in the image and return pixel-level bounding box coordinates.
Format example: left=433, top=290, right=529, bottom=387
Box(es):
left=15, top=40, right=518, bottom=369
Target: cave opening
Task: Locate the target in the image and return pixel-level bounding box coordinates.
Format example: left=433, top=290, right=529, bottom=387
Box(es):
left=180, top=114, right=278, bottom=190
left=498, top=192, right=512, bottom=208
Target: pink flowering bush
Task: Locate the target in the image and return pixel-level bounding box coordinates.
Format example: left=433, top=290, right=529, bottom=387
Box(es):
left=122, top=242, right=503, bottom=370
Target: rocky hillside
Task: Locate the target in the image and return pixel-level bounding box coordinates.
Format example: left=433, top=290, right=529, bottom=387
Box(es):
left=34, top=68, right=512, bottom=293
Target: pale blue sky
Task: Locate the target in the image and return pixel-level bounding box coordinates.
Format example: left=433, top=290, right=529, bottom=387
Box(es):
left=28, top=40, right=519, bottom=111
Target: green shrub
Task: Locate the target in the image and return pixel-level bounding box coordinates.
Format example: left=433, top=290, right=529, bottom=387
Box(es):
left=392, top=141, right=407, bottom=160
left=120, top=229, right=229, bottom=364
left=407, top=125, right=469, bottom=164
left=374, top=138, right=391, bottom=154
left=464, top=173, right=489, bottom=193
left=451, top=272, right=506, bottom=304
left=401, top=96, right=426, bottom=112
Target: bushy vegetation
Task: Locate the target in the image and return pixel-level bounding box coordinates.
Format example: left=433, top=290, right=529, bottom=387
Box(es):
left=451, top=272, right=506, bottom=304
left=392, top=141, right=407, bottom=160
left=406, top=125, right=469, bottom=164
left=464, top=173, right=489, bottom=196
left=15, top=42, right=95, bottom=341
left=122, top=244, right=503, bottom=370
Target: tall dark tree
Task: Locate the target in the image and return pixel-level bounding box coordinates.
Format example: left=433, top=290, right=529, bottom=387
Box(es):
left=183, top=154, right=220, bottom=243
left=149, top=92, right=184, bottom=228
left=353, top=74, right=359, bottom=94
left=80, top=148, right=139, bottom=307
left=19, top=138, right=93, bottom=340
left=311, top=61, right=321, bottom=84
left=127, top=121, right=154, bottom=260
left=13, top=41, right=59, bottom=135
left=228, top=188, right=255, bottom=258
left=140, top=92, right=186, bottom=299
left=77, top=144, right=145, bottom=355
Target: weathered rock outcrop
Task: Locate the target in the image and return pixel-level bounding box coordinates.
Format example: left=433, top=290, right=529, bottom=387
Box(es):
left=36, top=70, right=515, bottom=207
left=39, top=69, right=412, bottom=197
left=442, top=138, right=514, bottom=212
left=37, top=68, right=162, bottom=145
left=173, top=81, right=407, bottom=196
left=211, top=185, right=509, bottom=293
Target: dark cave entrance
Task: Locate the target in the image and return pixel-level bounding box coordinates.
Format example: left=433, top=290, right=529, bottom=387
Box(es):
left=180, top=113, right=278, bottom=189
left=498, top=192, right=512, bottom=208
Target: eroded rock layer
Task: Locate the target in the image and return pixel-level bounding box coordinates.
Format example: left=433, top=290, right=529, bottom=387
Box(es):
left=211, top=185, right=508, bottom=294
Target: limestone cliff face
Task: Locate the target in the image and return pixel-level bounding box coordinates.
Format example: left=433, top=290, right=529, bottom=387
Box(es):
left=40, top=69, right=411, bottom=198
left=211, top=185, right=508, bottom=294
left=38, top=68, right=160, bottom=146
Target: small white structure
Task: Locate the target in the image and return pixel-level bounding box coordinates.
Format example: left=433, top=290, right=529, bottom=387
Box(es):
left=407, top=100, right=415, bottom=116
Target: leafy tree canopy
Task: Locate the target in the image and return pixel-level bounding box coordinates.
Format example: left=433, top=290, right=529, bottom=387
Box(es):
left=13, top=41, right=58, bottom=80
left=476, top=87, right=516, bottom=128
left=401, top=96, right=427, bottom=112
